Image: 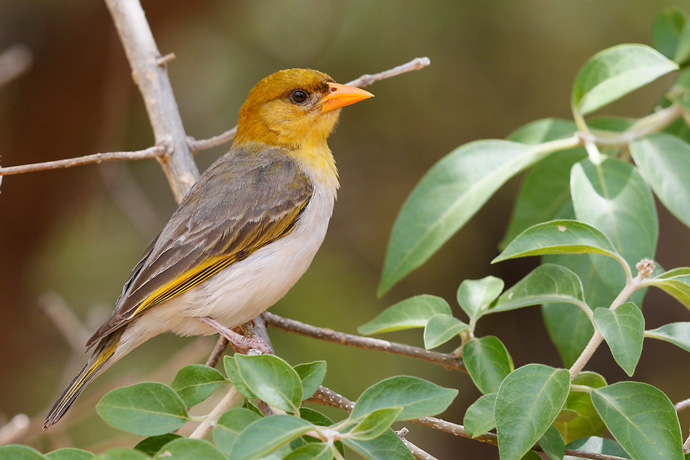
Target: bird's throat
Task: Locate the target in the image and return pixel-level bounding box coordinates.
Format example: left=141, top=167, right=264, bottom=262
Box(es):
left=290, top=142, right=339, bottom=197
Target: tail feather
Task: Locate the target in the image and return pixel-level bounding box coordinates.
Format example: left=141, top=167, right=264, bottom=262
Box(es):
left=43, top=334, right=121, bottom=430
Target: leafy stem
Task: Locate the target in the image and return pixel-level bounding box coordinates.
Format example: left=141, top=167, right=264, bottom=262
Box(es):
left=568, top=259, right=655, bottom=380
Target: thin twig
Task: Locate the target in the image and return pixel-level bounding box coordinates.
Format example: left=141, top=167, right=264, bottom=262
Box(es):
left=0, top=414, right=30, bottom=445
left=187, top=57, right=431, bottom=152
left=0, top=44, right=32, bottom=88
left=262, top=312, right=466, bottom=372
left=189, top=385, right=243, bottom=439
left=308, top=387, right=436, bottom=460
left=676, top=397, right=690, bottom=412
left=39, top=292, right=91, bottom=352
left=568, top=259, right=654, bottom=380
left=188, top=127, right=237, bottom=153
left=345, top=56, right=430, bottom=88
left=204, top=336, right=229, bottom=368
left=310, top=387, right=626, bottom=460
left=0, top=146, right=165, bottom=177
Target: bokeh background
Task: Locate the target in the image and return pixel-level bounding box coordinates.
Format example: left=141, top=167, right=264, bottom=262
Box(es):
left=2, top=1, right=690, bottom=457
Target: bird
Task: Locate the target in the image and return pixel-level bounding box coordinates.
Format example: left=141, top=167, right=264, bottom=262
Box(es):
left=43, top=68, right=373, bottom=429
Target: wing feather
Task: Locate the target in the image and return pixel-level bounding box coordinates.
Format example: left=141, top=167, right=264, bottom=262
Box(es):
left=86, top=146, right=312, bottom=347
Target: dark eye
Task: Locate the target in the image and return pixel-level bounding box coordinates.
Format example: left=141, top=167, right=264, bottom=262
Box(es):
left=289, top=90, right=309, bottom=104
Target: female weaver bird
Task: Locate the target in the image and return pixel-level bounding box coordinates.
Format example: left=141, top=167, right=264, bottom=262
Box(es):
left=43, top=68, right=373, bottom=429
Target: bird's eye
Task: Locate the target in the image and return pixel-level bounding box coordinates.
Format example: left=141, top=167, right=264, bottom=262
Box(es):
left=289, top=90, right=309, bottom=104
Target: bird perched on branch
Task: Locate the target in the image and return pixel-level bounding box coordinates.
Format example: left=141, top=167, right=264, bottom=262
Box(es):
left=43, top=68, right=373, bottom=429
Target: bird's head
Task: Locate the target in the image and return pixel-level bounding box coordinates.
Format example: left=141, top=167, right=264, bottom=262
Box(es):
left=235, top=69, right=373, bottom=149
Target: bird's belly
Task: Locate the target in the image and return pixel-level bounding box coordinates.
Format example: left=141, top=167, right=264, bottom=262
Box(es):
left=125, top=187, right=335, bottom=340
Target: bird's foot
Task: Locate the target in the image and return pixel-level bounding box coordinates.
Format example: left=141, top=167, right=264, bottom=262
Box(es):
left=195, top=316, right=273, bottom=355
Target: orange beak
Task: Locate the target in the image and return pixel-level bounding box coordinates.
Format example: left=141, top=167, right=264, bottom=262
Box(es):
left=320, top=82, right=374, bottom=113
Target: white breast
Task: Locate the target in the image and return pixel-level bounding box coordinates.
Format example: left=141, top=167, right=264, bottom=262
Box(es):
left=118, top=184, right=335, bottom=352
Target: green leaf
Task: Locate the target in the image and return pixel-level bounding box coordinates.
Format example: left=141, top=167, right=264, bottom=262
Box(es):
left=491, top=264, right=586, bottom=314
left=520, top=452, right=541, bottom=460
left=630, top=134, right=690, bottom=231
left=229, top=415, right=314, bottom=460
left=283, top=443, right=333, bottom=460
left=170, top=364, right=226, bottom=408
left=591, top=382, right=683, bottom=460
left=235, top=354, right=302, bottom=413
left=572, top=44, right=678, bottom=116
left=463, top=393, right=497, bottom=438
left=501, top=150, right=586, bottom=250
left=213, top=408, right=262, bottom=454
left=152, top=439, right=226, bottom=460
left=0, top=446, right=48, bottom=460
left=343, top=429, right=415, bottom=460
left=45, top=449, right=96, bottom=460
left=554, top=372, right=607, bottom=444
left=667, top=69, right=690, bottom=112
left=572, top=156, right=657, bottom=269
left=96, top=382, right=189, bottom=436
left=495, top=364, right=570, bottom=460
left=358, top=295, right=450, bottom=334
left=541, top=286, right=594, bottom=367
left=349, top=407, right=402, bottom=441
left=379, top=139, right=551, bottom=295
left=298, top=409, right=344, bottom=457
left=294, top=361, right=326, bottom=400
left=571, top=157, right=657, bottom=306
left=423, top=314, right=469, bottom=349
left=645, top=269, right=690, bottom=310
left=508, top=118, right=579, bottom=145
left=564, top=437, right=630, bottom=460
left=539, top=426, right=565, bottom=460
left=351, top=376, right=457, bottom=421
left=457, top=276, right=504, bottom=322
left=134, top=434, right=181, bottom=457
left=646, top=322, right=690, bottom=353
left=223, top=356, right=257, bottom=399
left=593, top=303, right=644, bottom=376
left=501, top=119, right=585, bottom=249
left=463, top=336, right=513, bottom=394
left=99, top=450, right=150, bottom=460
left=652, top=8, right=687, bottom=59
left=494, top=220, right=622, bottom=264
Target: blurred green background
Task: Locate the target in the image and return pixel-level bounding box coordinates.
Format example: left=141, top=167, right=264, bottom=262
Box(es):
left=2, top=1, right=690, bottom=457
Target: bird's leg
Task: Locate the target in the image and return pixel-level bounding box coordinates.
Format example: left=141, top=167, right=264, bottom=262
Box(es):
left=195, top=316, right=273, bottom=355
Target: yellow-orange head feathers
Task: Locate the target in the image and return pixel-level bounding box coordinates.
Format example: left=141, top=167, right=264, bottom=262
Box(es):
left=235, top=69, right=373, bottom=149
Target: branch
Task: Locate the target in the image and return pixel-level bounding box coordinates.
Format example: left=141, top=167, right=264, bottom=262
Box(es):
left=262, top=312, right=466, bottom=372
left=187, top=57, right=431, bottom=153
left=345, top=56, right=430, bottom=88
left=0, top=414, right=30, bottom=445
left=309, top=387, right=625, bottom=460
left=189, top=385, right=243, bottom=439
left=104, top=0, right=199, bottom=202
left=0, top=146, right=165, bottom=177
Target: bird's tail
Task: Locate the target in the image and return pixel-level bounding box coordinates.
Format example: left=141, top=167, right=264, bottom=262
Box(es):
left=43, top=332, right=122, bottom=430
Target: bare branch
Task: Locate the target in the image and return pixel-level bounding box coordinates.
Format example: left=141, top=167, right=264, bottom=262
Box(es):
left=189, top=385, right=243, bottom=439
left=676, top=397, right=690, bottom=412
left=0, top=146, right=165, bottom=177
left=204, top=336, right=230, bottom=368
left=263, top=312, right=466, bottom=372
left=104, top=0, right=199, bottom=202
left=0, top=44, right=32, bottom=88
left=39, top=292, right=91, bottom=352
left=188, top=127, right=238, bottom=153
left=0, top=414, right=30, bottom=445
left=345, top=56, right=431, bottom=88
left=187, top=57, right=431, bottom=153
